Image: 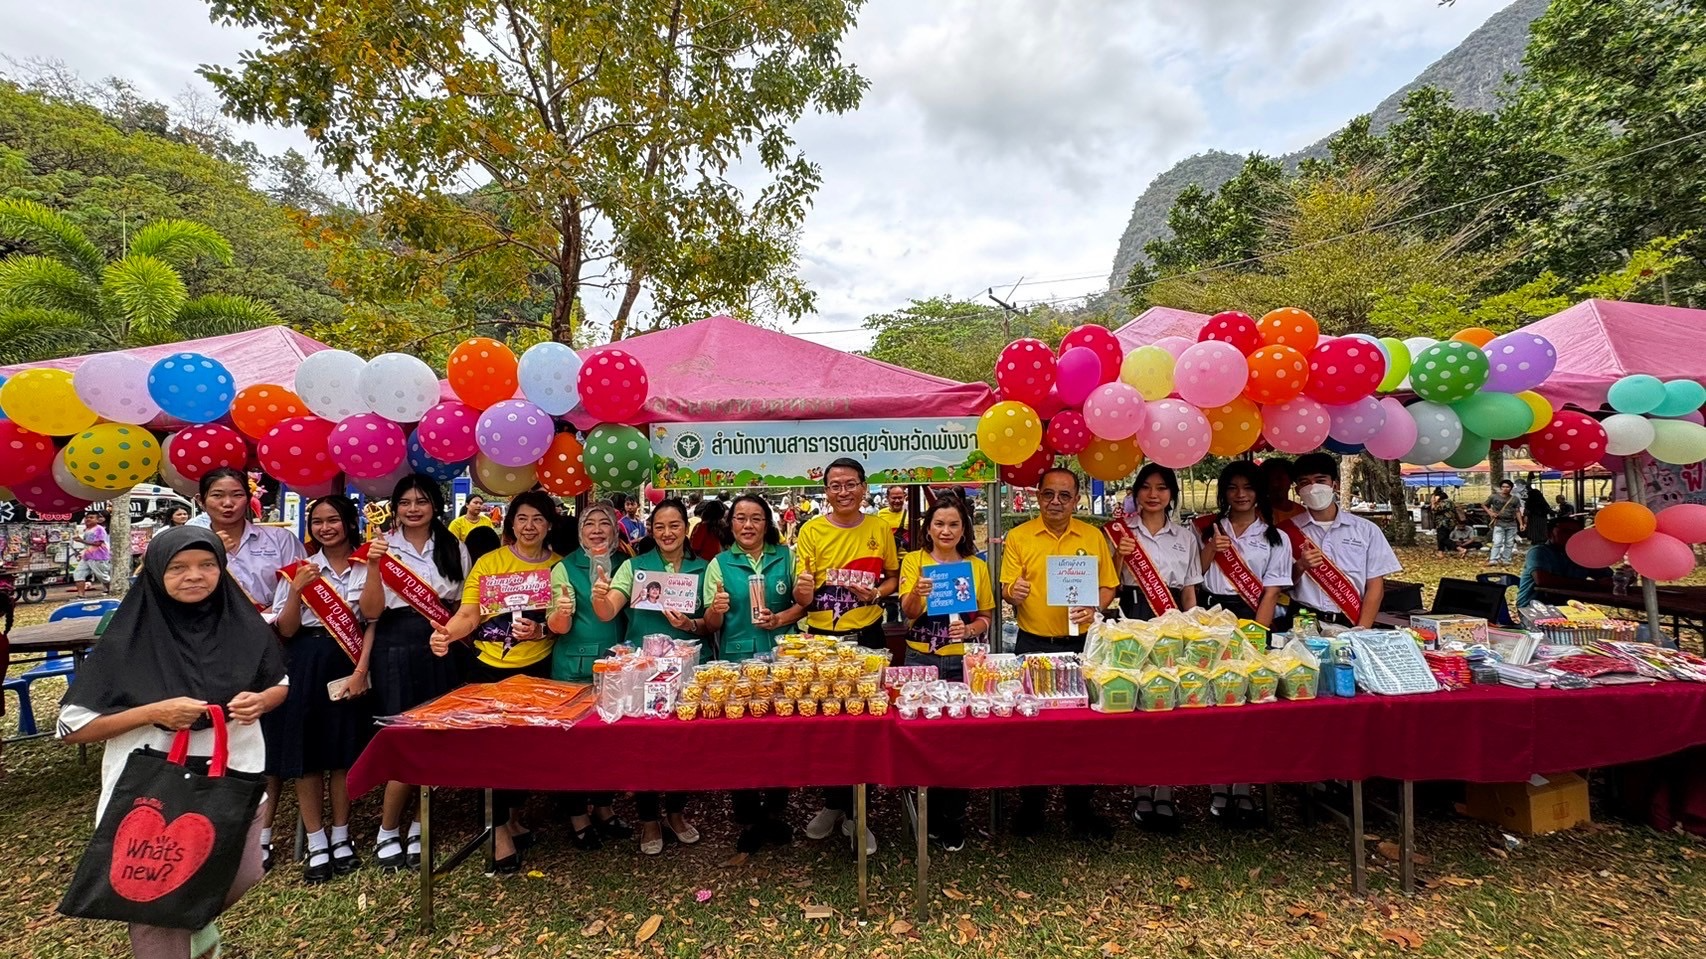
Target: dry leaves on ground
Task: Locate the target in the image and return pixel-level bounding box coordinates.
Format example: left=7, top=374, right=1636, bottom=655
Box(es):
left=636, top=914, right=662, bottom=943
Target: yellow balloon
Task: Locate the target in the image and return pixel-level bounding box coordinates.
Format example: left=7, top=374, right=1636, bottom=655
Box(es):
left=0, top=368, right=97, bottom=436
left=1078, top=436, right=1143, bottom=481
left=1205, top=396, right=1264, bottom=456
left=62, top=424, right=162, bottom=491
left=1120, top=346, right=1175, bottom=401
left=1515, top=390, right=1553, bottom=434
left=976, top=400, right=1042, bottom=466
left=473, top=452, right=538, bottom=496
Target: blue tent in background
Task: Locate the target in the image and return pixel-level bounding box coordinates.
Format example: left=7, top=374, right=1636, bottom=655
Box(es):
left=1403, top=472, right=1464, bottom=487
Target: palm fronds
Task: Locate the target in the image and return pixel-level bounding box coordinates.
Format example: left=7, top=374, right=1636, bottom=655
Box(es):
left=0, top=199, right=106, bottom=281
left=128, top=220, right=235, bottom=270
left=102, top=254, right=187, bottom=334
left=0, top=255, right=102, bottom=317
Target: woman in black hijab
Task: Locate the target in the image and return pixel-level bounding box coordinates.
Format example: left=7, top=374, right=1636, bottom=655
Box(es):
left=59, top=526, right=288, bottom=959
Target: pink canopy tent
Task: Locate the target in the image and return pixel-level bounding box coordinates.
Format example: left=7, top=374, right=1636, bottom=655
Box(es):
left=1113, top=306, right=1210, bottom=351
left=570, top=314, right=995, bottom=425
left=0, top=325, right=330, bottom=385
left=1527, top=299, right=1706, bottom=412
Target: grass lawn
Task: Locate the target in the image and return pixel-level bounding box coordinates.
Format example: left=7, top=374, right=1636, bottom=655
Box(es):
left=5, top=547, right=1705, bottom=958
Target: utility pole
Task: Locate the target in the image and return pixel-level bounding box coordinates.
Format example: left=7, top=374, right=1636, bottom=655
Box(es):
left=986, top=286, right=1024, bottom=340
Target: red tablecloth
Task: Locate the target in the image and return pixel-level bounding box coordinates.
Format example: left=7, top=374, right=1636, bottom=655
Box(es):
left=348, top=683, right=1706, bottom=797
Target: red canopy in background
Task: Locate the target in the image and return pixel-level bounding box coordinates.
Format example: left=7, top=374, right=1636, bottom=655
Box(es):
left=571, top=314, right=995, bottom=426
left=1112, top=306, right=1210, bottom=352
left=0, top=325, right=331, bottom=385
left=1527, top=299, right=1706, bottom=412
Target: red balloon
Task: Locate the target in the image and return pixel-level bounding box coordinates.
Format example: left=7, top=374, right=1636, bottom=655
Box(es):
left=1058, top=325, right=1122, bottom=386
left=578, top=348, right=650, bottom=423
left=645, top=485, right=665, bottom=506
left=1526, top=410, right=1608, bottom=472
left=167, top=424, right=249, bottom=481
left=1044, top=410, right=1092, bottom=455
left=1198, top=311, right=1264, bottom=355
left=999, top=447, right=1056, bottom=488
left=0, top=421, right=56, bottom=487
left=257, top=416, right=340, bottom=487
left=13, top=475, right=90, bottom=514
left=994, top=339, right=1057, bottom=407
left=1304, top=337, right=1386, bottom=405
left=1033, top=385, right=1067, bottom=420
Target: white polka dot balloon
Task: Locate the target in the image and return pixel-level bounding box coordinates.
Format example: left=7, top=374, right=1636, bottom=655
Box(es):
left=1480, top=331, right=1557, bottom=395
left=1173, top=340, right=1248, bottom=408
left=1081, top=382, right=1148, bottom=441
left=1139, top=398, right=1211, bottom=469
left=517, top=341, right=585, bottom=416
left=577, top=348, right=650, bottom=423
left=474, top=399, right=556, bottom=468
left=1261, top=396, right=1331, bottom=454
left=1402, top=401, right=1464, bottom=466
left=295, top=349, right=372, bottom=421
left=416, top=400, right=481, bottom=462
left=73, top=352, right=161, bottom=425
left=472, top=452, right=538, bottom=496
left=993, top=338, right=1057, bottom=407
left=359, top=352, right=440, bottom=423
left=1325, top=396, right=1387, bottom=445
left=581, top=424, right=651, bottom=489
left=327, top=412, right=407, bottom=479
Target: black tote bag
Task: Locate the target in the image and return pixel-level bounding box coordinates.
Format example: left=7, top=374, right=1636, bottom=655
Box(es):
left=59, top=705, right=266, bottom=930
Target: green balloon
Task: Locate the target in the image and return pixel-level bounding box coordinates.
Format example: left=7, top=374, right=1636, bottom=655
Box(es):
left=1443, top=429, right=1491, bottom=469
left=582, top=423, right=651, bottom=488
left=1648, top=419, right=1706, bottom=465
left=1452, top=392, right=1533, bottom=441
left=1410, top=341, right=1489, bottom=404
left=1377, top=337, right=1411, bottom=392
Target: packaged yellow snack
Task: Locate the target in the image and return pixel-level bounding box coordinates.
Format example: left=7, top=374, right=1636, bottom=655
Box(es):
left=868, top=695, right=889, bottom=716
left=701, top=700, right=723, bottom=719
left=749, top=697, right=771, bottom=718
left=732, top=679, right=754, bottom=700
left=845, top=696, right=866, bottom=716
left=676, top=701, right=699, bottom=721
left=742, top=660, right=770, bottom=681
left=725, top=701, right=747, bottom=720
left=679, top=684, right=703, bottom=704
left=1138, top=668, right=1177, bottom=712
left=706, top=682, right=730, bottom=704
left=770, top=661, right=795, bottom=682
left=773, top=697, right=795, bottom=717
left=797, top=698, right=819, bottom=717
left=855, top=678, right=879, bottom=697
left=782, top=681, right=804, bottom=700
left=821, top=698, right=842, bottom=717
left=832, top=680, right=853, bottom=699
left=1209, top=664, right=1248, bottom=707
left=1279, top=660, right=1319, bottom=700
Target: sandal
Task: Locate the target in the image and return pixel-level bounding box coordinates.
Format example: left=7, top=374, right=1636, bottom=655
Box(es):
left=595, top=812, right=634, bottom=840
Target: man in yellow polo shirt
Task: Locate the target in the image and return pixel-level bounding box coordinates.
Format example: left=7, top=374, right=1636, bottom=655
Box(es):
left=877, top=484, right=910, bottom=551
left=1001, top=466, right=1118, bottom=841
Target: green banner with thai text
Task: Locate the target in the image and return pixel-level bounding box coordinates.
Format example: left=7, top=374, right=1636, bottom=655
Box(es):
left=650, top=418, right=994, bottom=489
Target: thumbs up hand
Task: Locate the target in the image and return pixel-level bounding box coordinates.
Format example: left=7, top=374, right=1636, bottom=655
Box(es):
left=793, top=562, right=816, bottom=606
left=1009, top=575, right=1031, bottom=604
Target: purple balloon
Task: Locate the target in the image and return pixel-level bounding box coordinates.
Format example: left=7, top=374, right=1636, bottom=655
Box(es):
left=1481, top=331, right=1557, bottom=394
left=475, top=399, right=556, bottom=467
left=1325, top=396, right=1386, bottom=445
left=1055, top=346, right=1103, bottom=406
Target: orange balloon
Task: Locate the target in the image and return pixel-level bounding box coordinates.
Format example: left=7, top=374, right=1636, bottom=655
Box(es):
left=1078, top=436, right=1143, bottom=481
left=1242, top=345, right=1309, bottom=405
left=1451, top=327, right=1497, bottom=348
left=447, top=337, right=519, bottom=410
left=537, top=432, right=592, bottom=497
left=230, top=384, right=310, bottom=439
left=1595, top=501, right=1657, bottom=544
left=1257, top=308, right=1319, bottom=351
left=1205, top=396, right=1264, bottom=456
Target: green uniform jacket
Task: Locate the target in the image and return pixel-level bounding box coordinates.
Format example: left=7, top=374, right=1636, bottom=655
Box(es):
left=623, top=549, right=709, bottom=646
left=713, top=544, right=797, bottom=661
left=549, top=549, right=629, bottom=682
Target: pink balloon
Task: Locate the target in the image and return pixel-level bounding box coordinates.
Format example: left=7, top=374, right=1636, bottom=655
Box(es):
left=1033, top=385, right=1067, bottom=420
left=994, top=339, right=1057, bottom=407
left=475, top=399, right=556, bottom=468
left=1364, top=397, right=1418, bottom=460
left=1044, top=410, right=1092, bottom=455
left=1173, top=340, right=1249, bottom=408
left=353, top=460, right=414, bottom=499
left=577, top=348, right=650, bottom=423
left=1261, top=397, right=1331, bottom=454
left=1326, top=396, right=1387, bottom=445
left=328, top=413, right=407, bottom=479
left=289, top=477, right=342, bottom=499
left=1140, top=399, right=1211, bottom=469
left=1058, top=325, right=1123, bottom=386
left=1154, top=336, right=1194, bottom=359
left=1655, top=503, right=1706, bottom=545
left=417, top=400, right=481, bottom=462
left=1055, top=347, right=1103, bottom=406
left=1662, top=410, right=1706, bottom=426
left=1564, top=527, right=1628, bottom=569
left=1627, top=532, right=1696, bottom=581
left=1081, top=382, right=1147, bottom=441
left=1304, top=337, right=1386, bottom=405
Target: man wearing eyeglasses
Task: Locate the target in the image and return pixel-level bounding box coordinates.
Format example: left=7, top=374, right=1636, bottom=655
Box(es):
left=793, top=456, right=899, bottom=854
left=1000, top=467, right=1120, bottom=840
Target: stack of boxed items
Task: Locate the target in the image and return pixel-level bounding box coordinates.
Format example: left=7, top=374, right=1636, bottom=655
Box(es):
left=671, top=634, right=890, bottom=721
left=1080, top=608, right=1319, bottom=713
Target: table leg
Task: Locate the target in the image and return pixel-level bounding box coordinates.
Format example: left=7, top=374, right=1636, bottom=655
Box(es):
left=1349, top=780, right=1367, bottom=897
left=854, top=784, right=868, bottom=920
left=418, top=786, right=434, bottom=932
left=1262, top=783, right=1276, bottom=829
left=1399, top=780, right=1415, bottom=896
left=915, top=787, right=930, bottom=926
left=484, top=789, right=495, bottom=872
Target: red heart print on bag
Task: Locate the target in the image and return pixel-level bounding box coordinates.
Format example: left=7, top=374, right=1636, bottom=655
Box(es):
left=109, top=801, right=215, bottom=902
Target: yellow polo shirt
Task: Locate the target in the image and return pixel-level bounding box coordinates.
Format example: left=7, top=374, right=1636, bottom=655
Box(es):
left=448, top=513, right=495, bottom=541
left=999, top=517, right=1119, bottom=637
left=794, top=514, right=898, bottom=632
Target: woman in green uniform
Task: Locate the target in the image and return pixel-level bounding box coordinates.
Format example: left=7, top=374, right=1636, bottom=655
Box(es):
left=592, top=497, right=707, bottom=854
left=545, top=500, right=634, bottom=850
left=702, top=494, right=807, bottom=853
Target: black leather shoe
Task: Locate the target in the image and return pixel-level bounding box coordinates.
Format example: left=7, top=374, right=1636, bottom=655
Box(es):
left=303, top=853, right=333, bottom=884
left=572, top=824, right=603, bottom=851
left=595, top=814, right=633, bottom=840
left=488, top=852, right=522, bottom=875
left=330, top=839, right=361, bottom=875
left=762, top=818, right=794, bottom=847
left=513, top=829, right=540, bottom=854
left=405, top=834, right=422, bottom=869
left=375, top=836, right=406, bottom=872
left=736, top=825, right=767, bottom=854
left=260, top=842, right=274, bottom=873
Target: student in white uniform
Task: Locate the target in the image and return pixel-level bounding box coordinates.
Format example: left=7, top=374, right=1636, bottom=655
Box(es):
left=1195, top=461, right=1294, bottom=629
left=1107, top=464, right=1203, bottom=618
left=1285, top=453, right=1402, bottom=629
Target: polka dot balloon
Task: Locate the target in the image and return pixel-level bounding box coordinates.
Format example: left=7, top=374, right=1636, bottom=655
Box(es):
left=1526, top=410, right=1608, bottom=472
left=0, top=368, right=98, bottom=436
left=1139, top=398, right=1211, bottom=469
left=447, top=337, right=520, bottom=410
left=230, top=384, right=311, bottom=439
left=1261, top=396, right=1331, bottom=454
left=581, top=424, right=651, bottom=489
left=52, top=448, right=111, bottom=501
left=406, top=429, right=467, bottom=482
left=0, top=420, right=56, bottom=487
left=1403, top=401, right=1465, bottom=466
left=155, top=434, right=199, bottom=498
left=328, top=413, right=407, bottom=479
left=475, top=400, right=556, bottom=468
left=14, top=472, right=91, bottom=514
left=1325, top=396, right=1386, bottom=445
left=295, top=350, right=372, bottom=421
left=1058, top=324, right=1124, bottom=386
left=416, top=400, right=481, bottom=462
left=1081, top=382, right=1147, bottom=441
left=167, top=424, right=249, bottom=481
left=147, top=352, right=235, bottom=424
left=1304, top=337, right=1386, bottom=405
left=1256, top=307, right=1319, bottom=352
left=1198, top=311, right=1264, bottom=355
left=577, top=348, right=650, bottom=423
left=976, top=401, right=1043, bottom=465
left=1000, top=447, right=1056, bottom=488
left=1242, top=345, right=1309, bottom=405
left=472, top=452, right=538, bottom=496
left=1078, top=435, right=1143, bottom=481
left=359, top=352, right=441, bottom=423
left=537, top=432, right=592, bottom=496
left=994, top=338, right=1057, bottom=407
left=1204, top=397, right=1263, bottom=457
left=62, top=424, right=161, bottom=491
left=1044, top=409, right=1093, bottom=455
left=258, top=416, right=340, bottom=487
left=1480, top=331, right=1556, bottom=395
left=1173, top=340, right=1249, bottom=408
left=73, top=352, right=160, bottom=425
left=1408, top=341, right=1490, bottom=405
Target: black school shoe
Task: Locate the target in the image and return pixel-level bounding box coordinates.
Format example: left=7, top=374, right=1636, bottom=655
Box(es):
left=375, top=836, right=407, bottom=872
left=330, top=839, right=362, bottom=876
left=303, top=852, right=333, bottom=885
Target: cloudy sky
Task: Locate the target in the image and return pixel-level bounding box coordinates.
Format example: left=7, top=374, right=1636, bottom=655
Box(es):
left=0, top=0, right=1516, bottom=348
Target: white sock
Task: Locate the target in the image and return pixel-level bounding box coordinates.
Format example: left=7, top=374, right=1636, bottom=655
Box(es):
left=330, top=824, right=350, bottom=844
left=377, top=826, right=401, bottom=844
left=406, top=822, right=421, bottom=848
left=306, top=829, right=329, bottom=852
left=260, top=828, right=273, bottom=846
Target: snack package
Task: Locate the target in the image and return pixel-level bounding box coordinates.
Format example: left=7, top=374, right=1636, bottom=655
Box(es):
left=1246, top=661, right=1280, bottom=704
left=1181, top=634, right=1221, bottom=672
left=1086, top=667, right=1141, bottom=713
left=1236, top=619, right=1271, bottom=651
left=1193, top=606, right=1239, bottom=629
left=1220, top=632, right=1261, bottom=664
left=1209, top=664, right=1248, bottom=707
left=1138, top=668, right=1177, bottom=711
left=1149, top=635, right=1184, bottom=669
left=1272, top=638, right=1321, bottom=701
left=1175, top=665, right=1211, bottom=708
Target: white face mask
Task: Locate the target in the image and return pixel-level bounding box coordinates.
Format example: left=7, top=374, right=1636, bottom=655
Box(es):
left=1299, top=483, right=1337, bottom=512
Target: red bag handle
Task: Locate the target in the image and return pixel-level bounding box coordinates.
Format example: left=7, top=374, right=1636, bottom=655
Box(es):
left=165, top=704, right=230, bottom=777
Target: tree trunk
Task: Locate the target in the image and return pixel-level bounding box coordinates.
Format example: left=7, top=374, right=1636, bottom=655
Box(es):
left=1359, top=453, right=1414, bottom=547
left=109, top=493, right=133, bottom=598
left=1488, top=446, right=1505, bottom=488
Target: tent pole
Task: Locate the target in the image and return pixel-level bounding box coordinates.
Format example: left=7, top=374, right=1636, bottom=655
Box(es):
left=1620, top=458, right=1664, bottom=639
left=987, top=482, right=1006, bottom=654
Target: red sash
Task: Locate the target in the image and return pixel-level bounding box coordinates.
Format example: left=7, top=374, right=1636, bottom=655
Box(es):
left=1193, top=515, right=1267, bottom=611
left=1104, top=520, right=1177, bottom=616
left=1278, top=520, right=1363, bottom=624
left=352, top=542, right=454, bottom=626
left=278, top=561, right=365, bottom=663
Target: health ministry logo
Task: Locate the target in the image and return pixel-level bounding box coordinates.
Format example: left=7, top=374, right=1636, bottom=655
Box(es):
left=673, top=431, right=705, bottom=462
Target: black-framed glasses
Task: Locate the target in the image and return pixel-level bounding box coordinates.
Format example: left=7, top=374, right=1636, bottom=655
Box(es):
left=826, top=482, right=864, bottom=493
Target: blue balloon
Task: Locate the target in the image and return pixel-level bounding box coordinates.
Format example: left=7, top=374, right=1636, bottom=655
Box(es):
left=147, top=352, right=235, bottom=424
left=407, top=430, right=466, bottom=481
left=1607, top=374, right=1667, bottom=416
left=0, top=375, right=7, bottom=419
left=1323, top=437, right=1365, bottom=455
left=1651, top=379, right=1706, bottom=418
left=516, top=341, right=583, bottom=416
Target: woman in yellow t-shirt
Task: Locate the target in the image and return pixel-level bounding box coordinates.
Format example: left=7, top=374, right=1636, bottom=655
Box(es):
left=430, top=489, right=561, bottom=873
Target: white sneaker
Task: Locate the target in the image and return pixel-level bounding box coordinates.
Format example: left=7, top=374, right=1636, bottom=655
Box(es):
left=841, top=817, right=877, bottom=855
left=805, top=808, right=845, bottom=840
